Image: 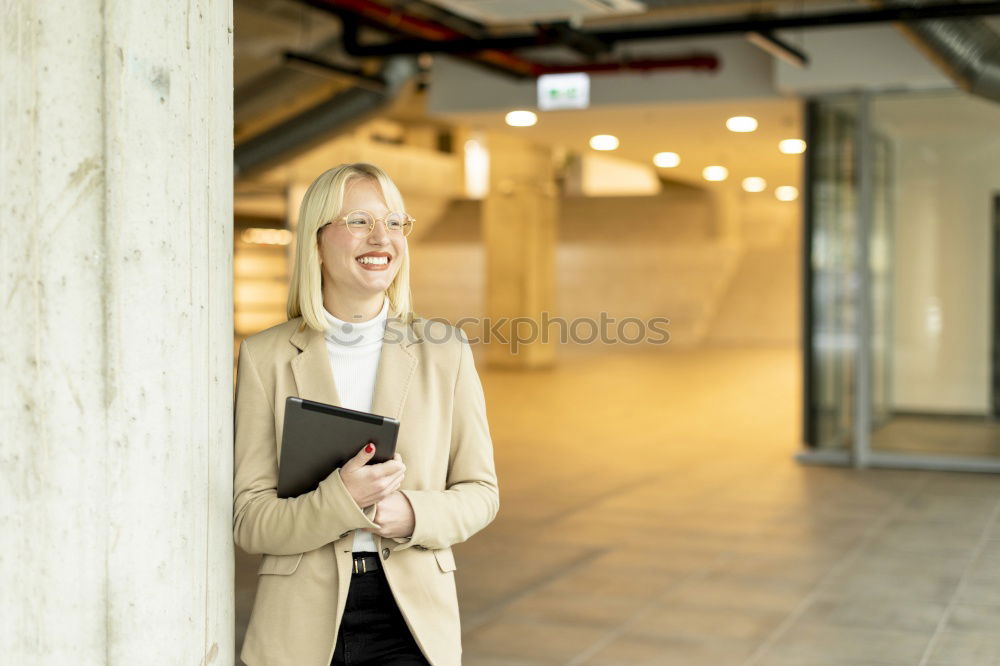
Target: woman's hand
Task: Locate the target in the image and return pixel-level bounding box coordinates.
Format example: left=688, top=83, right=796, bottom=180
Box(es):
left=339, top=443, right=405, bottom=509
left=364, top=491, right=416, bottom=539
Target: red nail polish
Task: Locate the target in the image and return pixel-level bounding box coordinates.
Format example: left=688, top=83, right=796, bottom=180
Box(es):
left=365, top=443, right=374, bottom=453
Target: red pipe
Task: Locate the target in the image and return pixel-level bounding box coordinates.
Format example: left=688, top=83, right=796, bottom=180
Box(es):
left=536, top=55, right=718, bottom=75
left=321, top=0, right=540, bottom=76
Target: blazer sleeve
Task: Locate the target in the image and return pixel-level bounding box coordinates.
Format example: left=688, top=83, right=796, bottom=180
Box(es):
left=233, top=339, right=381, bottom=556
left=392, top=330, right=500, bottom=551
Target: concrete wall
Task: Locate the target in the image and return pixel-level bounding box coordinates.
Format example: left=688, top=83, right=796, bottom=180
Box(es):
left=1, top=2, right=234, bottom=663
left=410, top=183, right=800, bottom=355
left=427, top=35, right=779, bottom=115
left=886, top=96, right=1000, bottom=414
left=775, top=24, right=953, bottom=95
left=428, top=23, right=962, bottom=118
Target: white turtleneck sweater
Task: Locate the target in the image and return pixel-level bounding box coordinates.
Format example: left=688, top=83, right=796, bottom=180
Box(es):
left=322, top=295, right=389, bottom=554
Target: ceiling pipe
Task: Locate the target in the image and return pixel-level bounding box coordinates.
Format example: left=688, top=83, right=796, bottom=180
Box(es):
left=233, top=55, right=418, bottom=177
left=879, top=0, right=1000, bottom=103
left=318, top=1, right=1000, bottom=57
left=307, top=0, right=720, bottom=79
left=537, top=21, right=614, bottom=59
left=303, top=0, right=541, bottom=77
left=344, top=17, right=719, bottom=75
left=533, top=55, right=718, bottom=75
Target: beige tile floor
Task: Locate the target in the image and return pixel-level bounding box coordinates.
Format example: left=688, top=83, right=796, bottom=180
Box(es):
left=454, top=345, right=1000, bottom=666
left=235, top=344, right=1000, bottom=665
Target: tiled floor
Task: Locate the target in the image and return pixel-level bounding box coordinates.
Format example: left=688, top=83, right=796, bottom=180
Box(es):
left=454, top=345, right=1000, bottom=666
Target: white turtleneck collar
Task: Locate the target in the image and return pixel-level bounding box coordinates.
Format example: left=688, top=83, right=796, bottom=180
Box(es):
left=322, top=295, right=389, bottom=347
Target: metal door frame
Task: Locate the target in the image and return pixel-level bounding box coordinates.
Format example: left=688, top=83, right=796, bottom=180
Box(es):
left=798, top=90, right=1000, bottom=474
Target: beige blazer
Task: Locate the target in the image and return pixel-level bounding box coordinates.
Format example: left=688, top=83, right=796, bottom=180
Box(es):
left=233, top=314, right=500, bottom=666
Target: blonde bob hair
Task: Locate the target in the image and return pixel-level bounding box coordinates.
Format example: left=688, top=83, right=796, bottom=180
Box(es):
left=286, top=162, right=415, bottom=332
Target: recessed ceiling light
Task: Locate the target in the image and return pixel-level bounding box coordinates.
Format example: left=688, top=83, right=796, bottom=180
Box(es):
left=703, top=166, right=728, bottom=181
left=742, top=177, right=767, bottom=193
left=589, top=134, right=619, bottom=151
left=726, top=116, right=758, bottom=132
left=779, top=138, right=806, bottom=154
left=653, top=152, right=680, bottom=168
left=505, top=110, right=537, bottom=127
left=776, top=185, right=799, bottom=201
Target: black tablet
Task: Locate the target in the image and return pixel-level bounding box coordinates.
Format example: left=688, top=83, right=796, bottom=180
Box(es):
left=277, top=396, right=400, bottom=499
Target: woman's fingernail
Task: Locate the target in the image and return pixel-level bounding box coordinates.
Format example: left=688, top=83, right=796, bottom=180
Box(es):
left=365, top=443, right=374, bottom=453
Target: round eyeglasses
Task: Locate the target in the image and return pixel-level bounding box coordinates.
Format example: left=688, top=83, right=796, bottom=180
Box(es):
left=319, top=210, right=415, bottom=238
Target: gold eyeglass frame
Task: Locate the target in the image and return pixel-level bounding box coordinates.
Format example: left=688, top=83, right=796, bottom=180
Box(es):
left=318, top=209, right=415, bottom=239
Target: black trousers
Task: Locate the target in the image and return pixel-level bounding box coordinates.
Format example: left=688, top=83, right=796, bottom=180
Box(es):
left=332, top=552, right=430, bottom=666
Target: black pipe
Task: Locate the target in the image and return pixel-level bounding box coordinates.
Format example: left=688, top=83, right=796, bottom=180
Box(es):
left=336, top=2, right=1000, bottom=57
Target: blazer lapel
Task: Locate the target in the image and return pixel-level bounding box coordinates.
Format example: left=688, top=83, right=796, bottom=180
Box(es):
left=290, top=323, right=342, bottom=407
left=288, top=315, right=421, bottom=421
left=371, top=316, right=420, bottom=421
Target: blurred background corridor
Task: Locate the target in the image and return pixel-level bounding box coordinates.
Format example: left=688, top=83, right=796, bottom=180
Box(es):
left=228, top=1, right=1000, bottom=663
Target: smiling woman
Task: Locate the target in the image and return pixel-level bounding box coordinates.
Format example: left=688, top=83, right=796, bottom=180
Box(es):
left=288, top=164, right=416, bottom=331
left=233, top=162, right=500, bottom=666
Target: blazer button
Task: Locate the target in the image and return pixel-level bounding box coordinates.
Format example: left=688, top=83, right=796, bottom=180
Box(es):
left=381, top=548, right=390, bottom=559
left=339, top=531, right=350, bottom=538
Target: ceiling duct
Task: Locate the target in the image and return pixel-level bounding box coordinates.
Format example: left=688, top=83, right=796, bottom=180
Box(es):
left=234, top=55, right=419, bottom=177
left=883, top=0, right=1000, bottom=103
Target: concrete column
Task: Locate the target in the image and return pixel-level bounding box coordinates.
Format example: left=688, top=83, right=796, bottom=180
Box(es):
left=482, top=133, right=557, bottom=368
left=1, top=2, right=233, bottom=664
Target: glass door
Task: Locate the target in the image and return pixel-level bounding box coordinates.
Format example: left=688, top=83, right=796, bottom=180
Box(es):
left=803, top=89, right=1000, bottom=471
left=867, top=89, right=1000, bottom=467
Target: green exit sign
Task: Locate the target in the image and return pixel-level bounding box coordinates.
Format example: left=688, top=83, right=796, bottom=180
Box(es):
left=538, top=73, right=590, bottom=111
